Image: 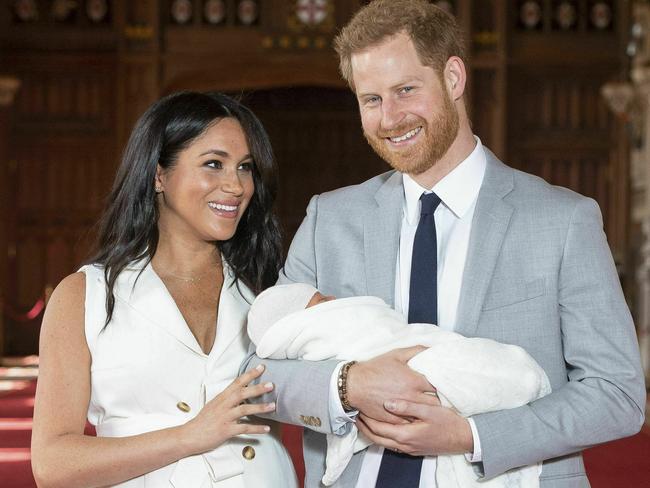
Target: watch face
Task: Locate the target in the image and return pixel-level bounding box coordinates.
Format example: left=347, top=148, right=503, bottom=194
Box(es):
left=171, top=0, right=193, bottom=25
left=237, top=0, right=259, bottom=26
left=520, top=1, right=542, bottom=30
left=86, top=0, right=108, bottom=23
left=204, top=0, right=226, bottom=25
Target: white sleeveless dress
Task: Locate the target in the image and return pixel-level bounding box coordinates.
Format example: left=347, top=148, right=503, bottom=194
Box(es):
left=80, top=261, right=298, bottom=488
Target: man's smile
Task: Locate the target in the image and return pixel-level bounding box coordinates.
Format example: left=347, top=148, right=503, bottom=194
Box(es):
left=386, top=126, right=423, bottom=145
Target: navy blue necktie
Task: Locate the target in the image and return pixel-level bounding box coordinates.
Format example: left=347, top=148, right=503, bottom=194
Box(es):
left=375, top=192, right=441, bottom=488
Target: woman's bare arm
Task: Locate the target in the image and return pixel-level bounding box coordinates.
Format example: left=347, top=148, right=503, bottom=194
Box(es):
left=31, top=272, right=274, bottom=488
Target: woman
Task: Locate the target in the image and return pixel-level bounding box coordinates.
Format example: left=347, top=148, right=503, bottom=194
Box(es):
left=31, top=92, right=298, bottom=487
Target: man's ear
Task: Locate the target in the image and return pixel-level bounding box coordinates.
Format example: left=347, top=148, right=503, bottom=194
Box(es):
left=445, top=56, right=467, bottom=100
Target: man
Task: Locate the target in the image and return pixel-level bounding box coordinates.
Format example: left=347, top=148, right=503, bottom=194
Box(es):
left=243, top=1, right=646, bottom=486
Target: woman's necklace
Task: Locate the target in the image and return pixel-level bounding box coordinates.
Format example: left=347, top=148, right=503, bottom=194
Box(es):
left=164, top=270, right=207, bottom=283
left=160, top=261, right=223, bottom=284
left=159, top=264, right=224, bottom=305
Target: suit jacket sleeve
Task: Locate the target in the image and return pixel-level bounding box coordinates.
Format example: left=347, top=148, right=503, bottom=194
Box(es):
left=472, top=197, right=646, bottom=478
left=240, top=195, right=342, bottom=434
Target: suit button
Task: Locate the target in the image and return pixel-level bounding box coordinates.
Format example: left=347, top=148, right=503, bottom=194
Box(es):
left=242, top=446, right=256, bottom=460
left=176, top=401, right=191, bottom=413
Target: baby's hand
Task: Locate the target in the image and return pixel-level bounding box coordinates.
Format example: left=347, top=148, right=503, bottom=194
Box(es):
left=306, top=292, right=336, bottom=308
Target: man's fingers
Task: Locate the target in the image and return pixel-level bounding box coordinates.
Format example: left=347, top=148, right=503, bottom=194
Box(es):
left=393, top=345, right=427, bottom=362
left=357, top=417, right=403, bottom=451
left=359, top=413, right=404, bottom=440
left=366, top=410, right=410, bottom=424
left=384, top=399, right=437, bottom=419
left=415, top=392, right=441, bottom=407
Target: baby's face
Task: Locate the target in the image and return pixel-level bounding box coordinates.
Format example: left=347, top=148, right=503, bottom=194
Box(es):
left=306, top=291, right=336, bottom=308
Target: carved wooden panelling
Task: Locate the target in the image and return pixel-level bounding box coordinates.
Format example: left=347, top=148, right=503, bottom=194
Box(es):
left=14, top=136, right=110, bottom=219
left=510, top=70, right=613, bottom=136
left=11, top=68, right=114, bottom=132
left=470, top=69, right=504, bottom=156
left=2, top=54, right=118, bottom=353
left=118, top=60, right=159, bottom=147
left=242, top=87, right=385, bottom=241
left=508, top=67, right=625, bottom=261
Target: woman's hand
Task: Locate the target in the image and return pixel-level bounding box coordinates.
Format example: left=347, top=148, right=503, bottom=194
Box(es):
left=180, top=364, right=276, bottom=455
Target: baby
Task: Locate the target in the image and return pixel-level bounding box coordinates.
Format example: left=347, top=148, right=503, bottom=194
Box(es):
left=248, top=283, right=551, bottom=488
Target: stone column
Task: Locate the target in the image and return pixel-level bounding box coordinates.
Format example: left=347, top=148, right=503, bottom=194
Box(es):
left=0, top=76, right=21, bottom=361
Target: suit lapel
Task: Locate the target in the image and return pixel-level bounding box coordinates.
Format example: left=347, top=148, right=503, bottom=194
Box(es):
left=455, top=151, right=515, bottom=337
left=364, top=172, right=403, bottom=307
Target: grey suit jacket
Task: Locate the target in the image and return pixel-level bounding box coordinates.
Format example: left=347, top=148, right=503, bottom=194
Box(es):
left=243, top=150, right=646, bottom=488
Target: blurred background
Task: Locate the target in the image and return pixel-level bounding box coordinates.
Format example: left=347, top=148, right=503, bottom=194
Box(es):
left=0, top=1, right=649, bottom=486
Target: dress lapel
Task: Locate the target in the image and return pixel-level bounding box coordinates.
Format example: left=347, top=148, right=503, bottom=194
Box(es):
left=455, top=150, right=515, bottom=337
left=209, top=264, right=251, bottom=363
left=115, top=261, right=206, bottom=356
left=116, top=260, right=250, bottom=360
left=364, top=171, right=403, bottom=307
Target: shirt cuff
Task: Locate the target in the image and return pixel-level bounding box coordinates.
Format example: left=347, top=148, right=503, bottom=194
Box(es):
left=328, top=361, right=358, bottom=435
left=464, top=417, right=483, bottom=463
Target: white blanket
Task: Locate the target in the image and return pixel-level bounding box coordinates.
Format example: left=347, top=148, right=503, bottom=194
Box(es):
left=250, top=295, right=551, bottom=487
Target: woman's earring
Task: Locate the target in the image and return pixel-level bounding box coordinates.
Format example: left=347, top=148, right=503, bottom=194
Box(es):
left=155, top=186, right=163, bottom=193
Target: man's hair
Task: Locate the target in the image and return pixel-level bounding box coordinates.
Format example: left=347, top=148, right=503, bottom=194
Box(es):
left=334, top=0, right=466, bottom=89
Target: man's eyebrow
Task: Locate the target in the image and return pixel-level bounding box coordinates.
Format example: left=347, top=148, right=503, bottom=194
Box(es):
left=357, top=78, right=423, bottom=98
left=356, top=91, right=378, bottom=99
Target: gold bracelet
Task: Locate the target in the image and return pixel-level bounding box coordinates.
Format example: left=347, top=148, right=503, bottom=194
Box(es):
left=337, top=361, right=357, bottom=411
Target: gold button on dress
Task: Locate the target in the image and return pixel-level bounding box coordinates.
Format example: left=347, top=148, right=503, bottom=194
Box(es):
left=176, top=401, right=191, bottom=413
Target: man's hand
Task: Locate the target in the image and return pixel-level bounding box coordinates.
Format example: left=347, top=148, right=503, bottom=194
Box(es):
left=346, top=346, right=435, bottom=423
left=356, top=399, right=474, bottom=456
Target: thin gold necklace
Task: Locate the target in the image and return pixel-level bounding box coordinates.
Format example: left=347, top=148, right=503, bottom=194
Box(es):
left=165, top=272, right=204, bottom=283
left=161, top=262, right=222, bottom=284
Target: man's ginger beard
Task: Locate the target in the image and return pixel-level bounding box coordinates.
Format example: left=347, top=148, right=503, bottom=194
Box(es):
left=364, top=88, right=460, bottom=176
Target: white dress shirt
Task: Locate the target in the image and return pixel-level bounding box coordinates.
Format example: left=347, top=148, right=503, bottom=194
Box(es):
left=329, top=137, right=487, bottom=487
left=356, top=138, right=486, bottom=488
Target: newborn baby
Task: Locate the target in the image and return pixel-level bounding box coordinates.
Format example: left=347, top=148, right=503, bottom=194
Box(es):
left=248, top=283, right=551, bottom=488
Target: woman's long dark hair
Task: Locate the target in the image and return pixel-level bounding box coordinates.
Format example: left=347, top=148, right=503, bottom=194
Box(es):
left=88, top=91, right=283, bottom=325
